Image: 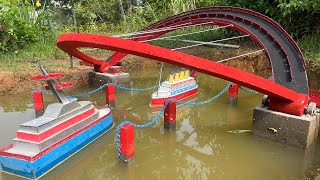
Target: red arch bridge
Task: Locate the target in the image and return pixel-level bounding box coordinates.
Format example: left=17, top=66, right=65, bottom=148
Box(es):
left=57, top=6, right=312, bottom=117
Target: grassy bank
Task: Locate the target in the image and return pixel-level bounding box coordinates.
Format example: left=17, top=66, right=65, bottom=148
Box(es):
left=298, top=33, right=320, bottom=70
left=0, top=39, right=65, bottom=71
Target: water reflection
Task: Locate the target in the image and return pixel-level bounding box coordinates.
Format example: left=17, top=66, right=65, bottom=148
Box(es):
left=0, top=107, right=34, bottom=147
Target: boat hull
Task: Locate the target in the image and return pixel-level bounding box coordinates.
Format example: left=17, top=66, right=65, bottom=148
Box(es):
left=0, top=113, right=113, bottom=179
left=151, top=88, right=198, bottom=107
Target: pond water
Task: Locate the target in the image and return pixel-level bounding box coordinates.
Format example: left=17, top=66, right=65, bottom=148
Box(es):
left=0, top=67, right=319, bottom=180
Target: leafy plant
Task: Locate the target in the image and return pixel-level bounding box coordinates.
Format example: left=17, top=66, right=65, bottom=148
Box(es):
left=298, top=33, right=320, bottom=70
left=0, top=0, right=55, bottom=53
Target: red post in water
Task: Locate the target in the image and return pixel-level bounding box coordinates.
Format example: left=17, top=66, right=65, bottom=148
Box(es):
left=164, top=101, right=177, bottom=129
left=105, top=84, right=115, bottom=108
left=228, top=84, right=239, bottom=105
left=33, top=91, right=44, bottom=117
left=120, top=124, right=134, bottom=163
left=191, top=71, right=197, bottom=77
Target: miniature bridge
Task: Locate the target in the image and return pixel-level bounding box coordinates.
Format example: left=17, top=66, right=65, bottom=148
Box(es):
left=56, top=6, right=310, bottom=116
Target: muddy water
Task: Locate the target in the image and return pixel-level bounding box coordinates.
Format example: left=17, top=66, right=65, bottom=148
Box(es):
left=0, top=68, right=319, bottom=180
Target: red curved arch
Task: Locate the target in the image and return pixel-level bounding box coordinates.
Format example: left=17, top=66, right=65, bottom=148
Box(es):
left=57, top=33, right=308, bottom=116
left=102, top=6, right=308, bottom=95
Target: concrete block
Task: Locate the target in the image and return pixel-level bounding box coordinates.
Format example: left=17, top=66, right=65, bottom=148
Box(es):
left=252, top=106, right=320, bottom=149
left=88, top=71, right=130, bottom=86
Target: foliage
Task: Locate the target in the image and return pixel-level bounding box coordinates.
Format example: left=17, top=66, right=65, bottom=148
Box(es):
left=218, top=0, right=280, bottom=17
left=74, top=0, right=118, bottom=25
left=1, top=0, right=320, bottom=71
left=0, top=0, right=36, bottom=52
left=0, top=0, right=55, bottom=53
left=277, top=0, right=320, bottom=15
left=73, top=0, right=164, bottom=34
left=298, top=33, right=320, bottom=70
left=169, top=0, right=196, bottom=14
left=276, top=0, right=320, bottom=38
left=215, top=0, right=320, bottom=38
left=0, top=38, right=64, bottom=64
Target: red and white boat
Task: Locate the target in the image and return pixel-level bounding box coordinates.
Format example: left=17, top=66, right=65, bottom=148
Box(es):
left=0, top=66, right=114, bottom=179
left=151, top=69, right=198, bottom=107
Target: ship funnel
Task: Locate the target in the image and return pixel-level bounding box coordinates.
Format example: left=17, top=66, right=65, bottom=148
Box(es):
left=169, top=70, right=174, bottom=83
left=175, top=71, right=180, bottom=81
left=184, top=69, right=190, bottom=79
left=180, top=68, right=185, bottom=80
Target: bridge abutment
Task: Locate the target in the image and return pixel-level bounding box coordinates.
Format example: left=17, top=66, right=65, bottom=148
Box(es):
left=252, top=106, right=320, bottom=149
left=88, top=66, right=130, bottom=86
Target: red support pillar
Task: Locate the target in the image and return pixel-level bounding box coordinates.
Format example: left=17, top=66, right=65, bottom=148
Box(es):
left=228, top=84, right=239, bottom=105
left=105, top=84, right=116, bottom=108
left=191, top=71, right=197, bottom=77
left=119, top=124, right=134, bottom=163
left=33, top=91, right=44, bottom=117
left=164, top=101, right=177, bottom=129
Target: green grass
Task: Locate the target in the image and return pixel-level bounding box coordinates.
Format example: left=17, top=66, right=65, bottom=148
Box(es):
left=298, top=33, right=320, bottom=70
left=0, top=39, right=67, bottom=71
left=0, top=40, right=65, bottom=62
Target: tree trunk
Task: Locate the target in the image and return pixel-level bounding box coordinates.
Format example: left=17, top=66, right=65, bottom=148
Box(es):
left=118, top=0, right=126, bottom=21
left=72, top=7, right=78, bottom=32
left=127, top=0, right=132, bottom=14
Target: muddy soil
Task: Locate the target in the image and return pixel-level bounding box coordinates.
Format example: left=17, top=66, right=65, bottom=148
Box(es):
left=0, top=56, right=160, bottom=95
left=0, top=68, right=90, bottom=94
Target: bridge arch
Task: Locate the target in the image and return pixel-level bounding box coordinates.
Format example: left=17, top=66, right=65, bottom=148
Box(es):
left=57, top=33, right=308, bottom=116
left=56, top=7, right=310, bottom=116
left=105, top=6, right=308, bottom=95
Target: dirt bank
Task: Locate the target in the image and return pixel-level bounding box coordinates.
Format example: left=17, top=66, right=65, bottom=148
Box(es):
left=0, top=68, right=90, bottom=94
left=0, top=56, right=160, bottom=94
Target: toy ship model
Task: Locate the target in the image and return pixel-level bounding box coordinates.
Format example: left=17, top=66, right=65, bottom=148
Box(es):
left=0, top=65, right=114, bottom=179
left=151, top=69, right=198, bottom=107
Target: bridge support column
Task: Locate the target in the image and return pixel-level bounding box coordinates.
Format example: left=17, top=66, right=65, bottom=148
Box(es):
left=191, top=71, right=197, bottom=77
left=105, top=84, right=116, bottom=108
left=252, top=106, right=320, bottom=149
left=33, top=91, right=44, bottom=118
left=119, top=124, right=134, bottom=163
left=228, top=84, right=239, bottom=105
left=164, top=101, right=177, bottom=130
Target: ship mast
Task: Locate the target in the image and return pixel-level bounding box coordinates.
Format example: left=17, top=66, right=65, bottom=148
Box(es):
left=39, top=65, right=70, bottom=104
left=157, top=62, right=164, bottom=96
